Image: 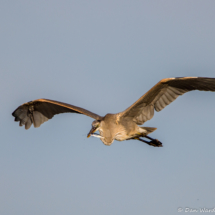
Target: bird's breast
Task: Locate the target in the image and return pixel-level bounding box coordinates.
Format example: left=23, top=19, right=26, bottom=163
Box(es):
left=114, top=127, right=129, bottom=141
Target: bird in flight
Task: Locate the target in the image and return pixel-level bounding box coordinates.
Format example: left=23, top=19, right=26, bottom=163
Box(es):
left=12, top=77, right=215, bottom=147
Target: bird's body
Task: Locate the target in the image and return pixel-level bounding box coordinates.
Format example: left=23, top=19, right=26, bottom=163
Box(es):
left=97, top=114, right=135, bottom=145
left=12, top=77, right=215, bottom=147
left=92, top=114, right=157, bottom=145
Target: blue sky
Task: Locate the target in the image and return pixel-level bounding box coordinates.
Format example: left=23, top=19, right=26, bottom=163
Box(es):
left=1, top=1, right=215, bottom=214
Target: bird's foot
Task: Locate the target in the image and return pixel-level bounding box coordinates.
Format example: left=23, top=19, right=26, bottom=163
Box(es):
left=148, top=139, right=163, bottom=147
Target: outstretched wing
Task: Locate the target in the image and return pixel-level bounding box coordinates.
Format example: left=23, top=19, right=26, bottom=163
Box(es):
left=12, top=98, right=102, bottom=129
left=120, top=77, right=215, bottom=125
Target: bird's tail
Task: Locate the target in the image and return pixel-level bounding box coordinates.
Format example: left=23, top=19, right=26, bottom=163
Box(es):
left=140, top=127, right=157, bottom=136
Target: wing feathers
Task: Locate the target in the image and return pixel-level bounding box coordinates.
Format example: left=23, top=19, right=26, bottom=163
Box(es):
left=120, top=77, right=215, bottom=124
left=161, top=94, right=170, bottom=105
left=14, top=108, right=29, bottom=126
left=154, top=87, right=186, bottom=112
left=154, top=100, right=162, bottom=112
left=25, top=118, right=32, bottom=130
left=12, top=99, right=101, bottom=129
left=169, top=86, right=187, bottom=95
left=33, top=111, right=49, bottom=128
left=133, top=104, right=154, bottom=125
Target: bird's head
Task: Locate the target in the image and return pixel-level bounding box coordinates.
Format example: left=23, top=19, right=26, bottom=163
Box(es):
left=87, top=120, right=101, bottom=138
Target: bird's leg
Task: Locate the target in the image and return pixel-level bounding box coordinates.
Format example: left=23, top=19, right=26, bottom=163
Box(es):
left=133, top=137, right=150, bottom=144
left=130, top=136, right=163, bottom=147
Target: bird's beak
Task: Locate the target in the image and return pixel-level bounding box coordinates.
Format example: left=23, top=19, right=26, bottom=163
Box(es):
left=87, top=127, right=97, bottom=138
